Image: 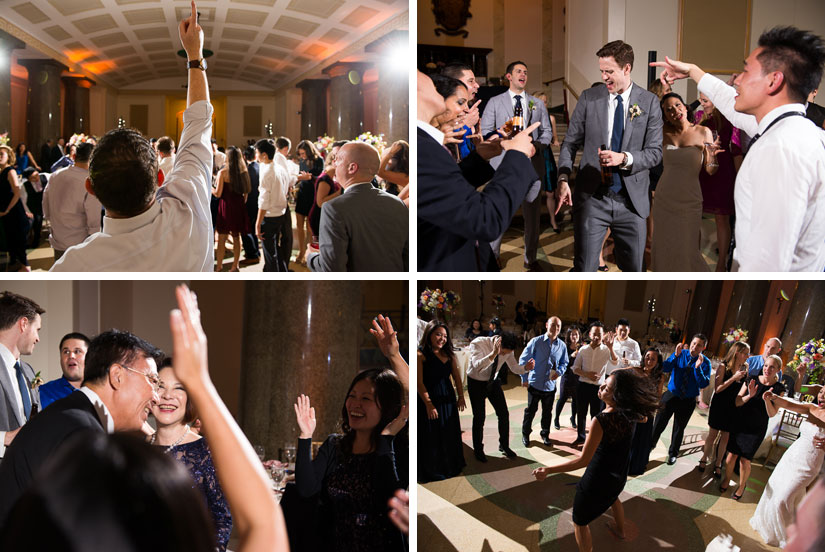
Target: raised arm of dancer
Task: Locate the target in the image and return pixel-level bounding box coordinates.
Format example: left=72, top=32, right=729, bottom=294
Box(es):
left=170, top=285, right=288, bottom=552
left=370, top=314, right=408, bottom=392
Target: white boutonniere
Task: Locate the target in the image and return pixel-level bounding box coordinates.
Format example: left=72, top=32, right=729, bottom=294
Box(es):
left=629, top=103, right=643, bottom=121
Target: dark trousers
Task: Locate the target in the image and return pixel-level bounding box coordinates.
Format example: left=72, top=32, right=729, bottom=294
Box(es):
left=522, top=385, right=556, bottom=438
left=468, top=377, right=509, bottom=452
left=573, top=192, right=646, bottom=272
left=576, top=382, right=601, bottom=441
left=261, top=211, right=292, bottom=272
left=242, top=201, right=259, bottom=259
left=651, top=392, right=697, bottom=458
left=555, top=375, right=578, bottom=424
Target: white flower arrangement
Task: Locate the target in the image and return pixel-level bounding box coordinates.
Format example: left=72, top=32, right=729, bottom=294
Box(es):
left=629, top=103, right=643, bottom=121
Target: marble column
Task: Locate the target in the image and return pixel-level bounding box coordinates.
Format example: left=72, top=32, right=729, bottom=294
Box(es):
left=0, top=31, right=24, bottom=136
left=685, top=281, right=723, bottom=343
left=297, top=79, right=328, bottom=140
left=239, top=281, right=362, bottom=461
left=365, top=31, right=408, bottom=143
left=323, top=62, right=369, bottom=140
left=62, top=76, right=94, bottom=136
left=781, top=281, right=825, bottom=354
left=19, top=59, right=67, bottom=154
left=717, top=280, right=771, bottom=356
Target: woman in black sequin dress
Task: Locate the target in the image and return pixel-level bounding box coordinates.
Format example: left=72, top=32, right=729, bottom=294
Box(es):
left=533, top=369, right=659, bottom=552
left=294, top=367, right=407, bottom=551
left=151, top=359, right=232, bottom=551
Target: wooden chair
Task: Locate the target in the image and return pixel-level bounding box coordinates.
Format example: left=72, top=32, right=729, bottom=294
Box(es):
left=764, top=409, right=807, bottom=467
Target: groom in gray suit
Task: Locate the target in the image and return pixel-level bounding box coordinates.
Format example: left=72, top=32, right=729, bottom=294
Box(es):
left=0, top=291, right=44, bottom=460
left=557, top=41, right=662, bottom=271
left=480, top=61, right=553, bottom=271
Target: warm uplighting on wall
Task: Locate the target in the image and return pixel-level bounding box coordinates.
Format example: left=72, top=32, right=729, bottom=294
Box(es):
left=65, top=49, right=94, bottom=64
left=83, top=60, right=116, bottom=74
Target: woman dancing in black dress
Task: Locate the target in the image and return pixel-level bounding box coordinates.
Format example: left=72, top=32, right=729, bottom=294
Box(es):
left=418, top=320, right=466, bottom=482
left=697, top=341, right=749, bottom=477
left=723, top=354, right=784, bottom=500
left=533, top=369, right=659, bottom=551
left=627, top=347, right=664, bottom=475
left=554, top=325, right=582, bottom=430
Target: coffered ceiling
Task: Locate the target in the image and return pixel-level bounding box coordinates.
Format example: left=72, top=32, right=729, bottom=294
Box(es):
left=1, top=0, right=407, bottom=90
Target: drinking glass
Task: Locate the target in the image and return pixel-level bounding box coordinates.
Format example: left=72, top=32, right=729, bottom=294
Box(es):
left=254, top=445, right=265, bottom=462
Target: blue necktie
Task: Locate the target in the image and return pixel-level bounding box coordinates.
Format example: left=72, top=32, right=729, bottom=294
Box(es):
left=609, top=95, right=624, bottom=193
left=14, top=361, right=32, bottom=420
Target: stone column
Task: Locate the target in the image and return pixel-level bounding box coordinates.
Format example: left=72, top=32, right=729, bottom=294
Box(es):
left=239, top=281, right=362, bottom=461
left=684, top=280, right=723, bottom=345
left=0, top=31, right=24, bottom=137
left=19, top=59, right=67, bottom=155
left=365, top=31, right=409, bottom=143
left=62, top=76, right=94, bottom=136
left=323, top=62, right=369, bottom=141
left=781, top=281, right=825, bottom=357
left=717, top=280, right=771, bottom=356
left=297, top=79, right=328, bottom=140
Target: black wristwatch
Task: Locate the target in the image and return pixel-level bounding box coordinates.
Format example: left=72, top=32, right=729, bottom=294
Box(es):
left=188, top=58, right=207, bottom=71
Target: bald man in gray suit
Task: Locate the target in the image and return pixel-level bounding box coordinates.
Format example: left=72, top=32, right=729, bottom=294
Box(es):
left=307, top=142, right=408, bottom=272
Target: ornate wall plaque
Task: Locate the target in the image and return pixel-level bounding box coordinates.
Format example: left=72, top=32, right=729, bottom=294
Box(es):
left=432, top=0, right=472, bottom=38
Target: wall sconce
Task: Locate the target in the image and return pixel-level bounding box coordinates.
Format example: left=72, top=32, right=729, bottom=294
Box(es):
left=776, top=289, right=790, bottom=314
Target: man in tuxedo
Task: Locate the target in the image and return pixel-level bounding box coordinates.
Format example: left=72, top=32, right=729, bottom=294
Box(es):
left=557, top=40, right=663, bottom=271
left=0, top=292, right=44, bottom=461
left=0, top=329, right=163, bottom=529
left=480, top=61, right=553, bottom=271
left=307, top=142, right=408, bottom=271
left=417, top=70, right=540, bottom=271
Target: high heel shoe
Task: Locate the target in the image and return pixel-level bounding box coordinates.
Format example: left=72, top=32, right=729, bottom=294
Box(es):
left=713, top=463, right=723, bottom=479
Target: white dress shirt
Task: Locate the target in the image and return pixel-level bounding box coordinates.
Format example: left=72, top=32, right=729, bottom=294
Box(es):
left=274, top=151, right=299, bottom=188
left=42, top=165, right=102, bottom=252
left=257, top=161, right=290, bottom=217
left=572, top=343, right=616, bottom=387
left=51, top=100, right=214, bottom=271
left=698, top=73, right=825, bottom=271
left=78, top=386, right=115, bottom=433
left=417, top=120, right=445, bottom=145
left=0, top=343, right=25, bottom=458
left=613, top=337, right=642, bottom=368
left=158, top=154, right=175, bottom=179
left=466, top=336, right=530, bottom=381
left=213, top=150, right=226, bottom=171
left=607, top=83, right=635, bottom=167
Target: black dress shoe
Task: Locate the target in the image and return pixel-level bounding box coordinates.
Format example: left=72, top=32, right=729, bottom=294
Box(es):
left=667, top=456, right=677, bottom=465
left=554, top=422, right=561, bottom=431
left=499, top=446, right=517, bottom=458
left=571, top=438, right=585, bottom=447
left=542, top=436, right=552, bottom=447
left=571, top=418, right=577, bottom=429
left=524, top=261, right=542, bottom=271
left=474, top=449, right=488, bottom=463
left=522, top=434, right=530, bottom=447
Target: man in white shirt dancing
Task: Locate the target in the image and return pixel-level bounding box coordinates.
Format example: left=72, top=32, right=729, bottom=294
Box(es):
left=571, top=322, right=617, bottom=445
left=652, top=26, right=825, bottom=271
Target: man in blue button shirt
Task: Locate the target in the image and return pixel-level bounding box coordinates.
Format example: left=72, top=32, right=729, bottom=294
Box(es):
left=519, top=316, right=568, bottom=447
left=651, top=334, right=712, bottom=465
left=38, top=332, right=89, bottom=409
left=747, top=337, right=782, bottom=377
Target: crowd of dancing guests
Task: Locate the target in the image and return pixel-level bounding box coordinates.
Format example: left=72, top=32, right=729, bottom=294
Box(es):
left=418, top=26, right=825, bottom=272
left=417, top=310, right=825, bottom=551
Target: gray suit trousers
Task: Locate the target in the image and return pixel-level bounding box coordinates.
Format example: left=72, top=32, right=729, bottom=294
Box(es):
left=573, top=192, right=645, bottom=271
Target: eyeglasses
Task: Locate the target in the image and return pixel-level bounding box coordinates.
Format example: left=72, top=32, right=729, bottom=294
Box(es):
left=119, top=364, right=160, bottom=391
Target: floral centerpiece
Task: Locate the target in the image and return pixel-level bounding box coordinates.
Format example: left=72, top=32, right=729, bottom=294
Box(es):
left=651, top=317, right=681, bottom=344
left=419, top=288, right=461, bottom=321
left=314, top=134, right=335, bottom=156
left=355, top=131, right=386, bottom=154
left=68, top=133, right=94, bottom=146
left=652, top=316, right=679, bottom=330
left=0, top=132, right=8, bottom=147
left=787, top=338, right=825, bottom=386
left=722, top=326, right=748, bottom=344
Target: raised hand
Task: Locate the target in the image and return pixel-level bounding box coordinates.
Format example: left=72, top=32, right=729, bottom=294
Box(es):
left=695, top=355, right=704, bottom=370
left=370, top=314, right=399, bottom=358
left=733, top=369, right=747, bottom=382
left=169, top=284, right=209, bottom=388
left=388, top=489, right=409, bottom=534
left=178, top=1, right=203, bottom=60
left=532, top=466, right=549, bottom=481
left=475, top=136, right=504, bottom=160
left=675, top=342, right=685, bottom=356
left=603, top=331, right=615, bottom=349
left=294, top=394, right=316, bottom=439
left=763, top=390, right=776, bottom=402
left=442, top=126, right=465, bottom=145
left=381, top=404, right=408, bottom=436
left=649, top=56, right=693, bottom=86
left=747, top=378, right=758, bottom=399
left=491, top=335, right=502, bottom=357
left=501, top=122, right=541, bottom=158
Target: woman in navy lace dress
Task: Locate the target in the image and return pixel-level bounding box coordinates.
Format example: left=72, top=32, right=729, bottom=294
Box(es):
left=533, top=369, right=659, bottom=552
left=151, top=358, right=232, bottom=551
left=294, top=368, right=407, bottom=551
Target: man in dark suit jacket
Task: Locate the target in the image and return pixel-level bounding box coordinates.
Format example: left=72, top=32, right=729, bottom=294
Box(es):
left=241, top=147, right=261, bottom=264
left=417, top=71, right=541, bottom=272
left=0, top=329, right=163, bottom=529
left=0, top=292, right=44, bottom=460
left=557, top=41, right=663, bottom=271
left=307, top=142, right=408, bottom=271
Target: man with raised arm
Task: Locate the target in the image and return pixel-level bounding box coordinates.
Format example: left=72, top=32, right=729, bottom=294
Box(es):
left=52, top=1, right=213, bottom=271
left=652, top=26, right=825, bottom=272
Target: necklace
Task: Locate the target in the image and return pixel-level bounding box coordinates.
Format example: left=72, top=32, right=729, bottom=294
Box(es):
left=151, top=424, right=190, bottom=451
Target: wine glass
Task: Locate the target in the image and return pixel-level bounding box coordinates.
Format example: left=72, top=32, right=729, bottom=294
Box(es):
left=270, top=466, right=286, bottom=490
left=254, top=445, right=265, bottom=462
left=284, top=444, right=297, bottom=468
left=704, top=130, right=719, bottom=150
